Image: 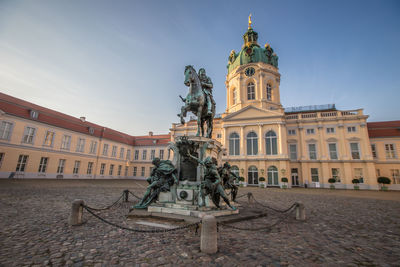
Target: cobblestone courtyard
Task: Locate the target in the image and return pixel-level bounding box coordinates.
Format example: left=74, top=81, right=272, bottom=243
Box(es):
left=1, top=179, right=399, bottom=266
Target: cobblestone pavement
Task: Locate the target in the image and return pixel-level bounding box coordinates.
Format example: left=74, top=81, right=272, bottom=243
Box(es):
left=1, top=179, right=400, bottom=266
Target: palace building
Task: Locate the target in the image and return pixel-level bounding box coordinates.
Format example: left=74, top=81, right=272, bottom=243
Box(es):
left=170, top=23, right=400, bottom=190
left=0, top=22, right=399, bottom=190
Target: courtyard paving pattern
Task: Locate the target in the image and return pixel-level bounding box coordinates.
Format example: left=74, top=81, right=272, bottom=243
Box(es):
left=0, top=179, right=399, bottom=266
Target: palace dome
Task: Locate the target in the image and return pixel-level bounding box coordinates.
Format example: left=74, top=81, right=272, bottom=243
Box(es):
left=227, top=26, right=279, bottom=74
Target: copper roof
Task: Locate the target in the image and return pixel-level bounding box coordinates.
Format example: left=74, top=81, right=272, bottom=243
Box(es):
left=367, top=121, right=400, bottom=138
left=0, top=92, right=170, bottom=146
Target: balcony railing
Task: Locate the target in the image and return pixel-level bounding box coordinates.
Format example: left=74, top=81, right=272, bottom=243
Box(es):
left=285, top=109, right=363, bottom=121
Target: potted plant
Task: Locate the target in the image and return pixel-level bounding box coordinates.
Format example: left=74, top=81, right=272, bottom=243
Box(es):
left=352, top=178, right=360, bottom=190
left=239, top=176, right=246, bottom=187
left=328, top=178, right=336, bottom=189
left=377, top=176, right=391, bottom=191
left=281, top=177, right=288, bottom=189
left=259, top=177, right=266, bottom=188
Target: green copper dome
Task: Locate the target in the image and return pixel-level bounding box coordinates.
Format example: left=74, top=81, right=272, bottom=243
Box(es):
left=227, top=27, right=279, bottom=74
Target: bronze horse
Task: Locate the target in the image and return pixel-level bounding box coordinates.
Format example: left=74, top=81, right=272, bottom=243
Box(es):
left=178, top=65, right=215, bottom=138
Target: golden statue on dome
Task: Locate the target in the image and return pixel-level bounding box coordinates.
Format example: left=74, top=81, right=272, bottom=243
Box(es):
left=248, top=14, right=252, bottom=29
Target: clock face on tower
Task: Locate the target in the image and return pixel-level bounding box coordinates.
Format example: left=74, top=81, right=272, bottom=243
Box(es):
left=245, top=67, right=255, bottom=77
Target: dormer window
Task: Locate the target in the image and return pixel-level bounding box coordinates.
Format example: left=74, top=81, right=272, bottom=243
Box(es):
left=88, top=127, right=94, bottom=135
left=247, top=82, right=255, bottom=100
left=30, top=110, right=38, bottom=120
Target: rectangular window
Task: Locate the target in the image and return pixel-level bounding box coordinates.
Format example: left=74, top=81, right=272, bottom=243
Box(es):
left=73, top=161, right=81, bottom=174
left=117, top=165, right=122, bottom=176
left=385, top=144, right=397, bottom=159
left=38, top=157, right=48, bottom=173
left=142, top=150, right=147, bottom=160
left=89, top=141, right=97, bottom=154
left=43, top=131, right=55, bottom=146
left=311, top=168, right=319, bottom=182
left=289, top=144, right=297, bottom=160
left=331, top=168, right=340, bottom=182
left=308, top=144, right=317, bottom=160
left=57, top=159, right=66, bottom=174
left=22, top=127, right=36, bottom=144
left=87, top=162, right=93, bottom=175
left=159, top=150, right=164, bottom=160
left=371, top=144, right=377, bottom=159
left=0, top=152, right=4, bottom=168
left=350, top=143, right=360, bottom=159
left=141, top=167, right=145, bottom=176
left=326, top=127, right=335, bottom=134
left=354, top=168, right=363, bottom=183
left=150, top=150, right=155, bottom=160
left=102, top=144, right=109, bottom=156
left=124, top=166, right=128, bottom=176
left=347, top=126, right=357, bottom=133
left=133, top=167, right=137, bottom=176
left=288, top=129, right=296, bottom=135
left=329, top=143, right=338, bottom=160
left=376, top=169, right=381, bottom=177
left=111, top=146, right=117, bottom=157
left=247, top=85, right=255, bottom=100
left=391, top=169, right=400, bottom=184
left=109, top=164, right=114, bottom=175
left=100, top=163, right=106, bottom=175
left=0, top=121, right=13, bottom=140
left=16, top=155, right=29, bottom=172
left=61, top=135, right=71, bottom=150
left=119, top=148, right=125, bottom=159
left=134, top=150, right=139, bottom=160
left=306, top=128, right=315, bottom=135
left=126, top=149, right=131, bottom=160
left=149, top=167, right=153, bottom=175
left=76, top=138, right=85, bottom=152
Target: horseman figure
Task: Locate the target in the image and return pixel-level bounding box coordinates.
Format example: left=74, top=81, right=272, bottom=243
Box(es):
left=178, top=65, right=215, bottom=138
left=198, top=68, right=215, bottom=116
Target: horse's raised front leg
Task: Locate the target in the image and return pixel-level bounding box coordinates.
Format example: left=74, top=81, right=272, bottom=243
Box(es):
left=179, top=105, right=187, bottom=125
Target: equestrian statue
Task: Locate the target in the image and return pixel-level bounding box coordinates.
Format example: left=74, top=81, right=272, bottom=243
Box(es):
left=178, top=66, right=216, bottom=138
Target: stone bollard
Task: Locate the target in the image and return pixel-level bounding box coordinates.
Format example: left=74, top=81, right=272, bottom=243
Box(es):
left=123, top=189, right=129, bottom=202
left=200, top=215, right=217, bottom=254
left=247, top=192, right=254, bottom=205
left=295, top=202, right=306, bottom=221
left=69, top=199, right=84, bottom=226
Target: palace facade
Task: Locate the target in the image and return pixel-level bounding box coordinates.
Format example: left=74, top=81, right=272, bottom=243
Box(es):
left=170, top=24, right=400, bottom=190
left=0, top=23, right=399, bottom=190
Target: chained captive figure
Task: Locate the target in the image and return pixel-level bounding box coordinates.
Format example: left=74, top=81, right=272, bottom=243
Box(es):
left=132, top=158, right=178, bottom=209
left=188, top=154, right=236, bottom=210
left=218, top=162, right=239, bottom=202
left=198, top=68, right=215, bottom=116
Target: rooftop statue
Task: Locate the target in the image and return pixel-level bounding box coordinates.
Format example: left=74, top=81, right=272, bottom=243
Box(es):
left=178, top=65, right=216, bottom=138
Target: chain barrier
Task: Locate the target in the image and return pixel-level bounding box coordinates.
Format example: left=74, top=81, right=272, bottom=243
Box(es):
left=218, top=203, right=298, bottom=232
left=82, top=205, right=199, bottom=233
left=127, top=190, right=142, bottom=200
left=83, top=193, right=124, bottom=211
left=251, top=195, right=298, bottom=213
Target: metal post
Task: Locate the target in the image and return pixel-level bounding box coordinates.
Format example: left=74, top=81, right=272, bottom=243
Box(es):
left=69, top=199, right=84, bottom=226
left=123, top=189, right=129, bottom=202
left=295, top=202, right=306, bottom=221
left=247, top=192, right=254, bottom=205
left=200, top=215, right=217, bottom=254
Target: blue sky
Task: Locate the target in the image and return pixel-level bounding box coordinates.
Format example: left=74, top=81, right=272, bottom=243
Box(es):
left=1, top=0, right=399, bottom=135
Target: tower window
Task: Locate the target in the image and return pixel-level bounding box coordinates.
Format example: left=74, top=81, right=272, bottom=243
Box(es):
left=266, top=84, right=272, bottom=100
left=247, top=82, right=255, bottom=100
left=232, top=89, right=237, bottom=105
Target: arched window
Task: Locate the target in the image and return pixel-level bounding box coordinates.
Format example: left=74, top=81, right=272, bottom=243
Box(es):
left=248, top=166, right=258, bottom=185
left=247, top=82, right=255, bottom=100
left=266, top=84, right=272, bottom=100
left=267, top=166, right=278, bottom=186
left=231, top=165, right=239, bottom=178
left=232, top=88, right=237, bottom=105
left=246, top=132, right=258, bottom=155
left=229, top=132, right=240, bottom=155
left=265, top=131, right=278, bottom=155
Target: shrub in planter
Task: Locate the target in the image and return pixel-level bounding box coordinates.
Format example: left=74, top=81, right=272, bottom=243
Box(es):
left=377, top=176, right=391, bottom=191
left=259, top=177, right=266, bottom=188
left=352, top=178, right=360, bottom=190
left=281, top=177, right=288, bottom=189
left=239, top=176, right=246, bottom=187
left=328, top=178, right=336, bottom=189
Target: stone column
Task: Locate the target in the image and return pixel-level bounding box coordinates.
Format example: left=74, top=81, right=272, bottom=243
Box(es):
left=258, top=124, right=263, bottom=155
left=240, top=127, right=245, bottom=156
